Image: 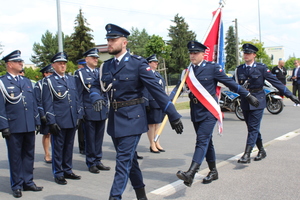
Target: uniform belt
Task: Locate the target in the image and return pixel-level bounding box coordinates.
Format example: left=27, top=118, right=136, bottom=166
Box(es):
left=247, top=88, right=263, bottom=93
left=112, top=98, right=144, bottom=109
left=192, top=94, right=216, bottom=104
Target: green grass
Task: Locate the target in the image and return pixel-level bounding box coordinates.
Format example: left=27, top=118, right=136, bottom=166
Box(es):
left=175, top=101, right=190, bottom=110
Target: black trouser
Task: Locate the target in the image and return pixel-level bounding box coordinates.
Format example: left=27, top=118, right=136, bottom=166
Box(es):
left=292, top=83, right=300, bottom=101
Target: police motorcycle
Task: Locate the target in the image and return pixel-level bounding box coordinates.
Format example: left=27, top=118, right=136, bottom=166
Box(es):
left=219, top=86, right=244, bottom=121
left=263, top=80, right=283, bottom=114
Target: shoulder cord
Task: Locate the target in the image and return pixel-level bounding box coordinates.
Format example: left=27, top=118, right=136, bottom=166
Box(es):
left=46, top=78, right=68, bottom=100
left=99, top=63, right=112, bottom=93
left=78, top=70, right=90, bottom=92
left=0, top=79, right=22, bottom=104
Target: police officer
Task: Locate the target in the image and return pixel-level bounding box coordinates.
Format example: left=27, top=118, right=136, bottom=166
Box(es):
left=34, top=64, right=54, bottom=163
left=144, top=54, right=166, bottom=153
left=89, top=23, right=183, bottom=200
left=42, top=52, right=82, bottom=185
left=76, top=58, right=87, bottom=154
left=75, top=48, right=110, bottom=174
left=0, top=50, right=43, bottom=198
left=235, top=43, right=300, bottom=164
left=174, top=41, right=259, bottom=187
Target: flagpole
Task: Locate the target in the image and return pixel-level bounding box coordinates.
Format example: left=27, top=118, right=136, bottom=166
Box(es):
left=154, top=67, right=190, bottom=142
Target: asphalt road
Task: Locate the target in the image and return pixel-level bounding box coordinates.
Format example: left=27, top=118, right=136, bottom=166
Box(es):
left=0, top=97, right=300, bottom=200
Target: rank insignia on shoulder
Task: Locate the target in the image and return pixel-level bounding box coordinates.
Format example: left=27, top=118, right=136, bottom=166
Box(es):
left=124, top=57, right=129, bottom=61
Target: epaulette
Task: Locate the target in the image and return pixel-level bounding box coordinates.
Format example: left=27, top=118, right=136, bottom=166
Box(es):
left=131, top=55, right=143, bottom=60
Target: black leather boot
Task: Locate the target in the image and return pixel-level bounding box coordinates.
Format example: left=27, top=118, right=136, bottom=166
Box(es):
left=202, top=162, right=218, bottom=184
left=134, top=187, right=148, bottom=200
left=108, top=197, right=118, bottom=200
left=254, top=140, right=267, bottom=161
left=176, top=161, right=200, bottom=187
left=238, top=145, right=253, bottom=164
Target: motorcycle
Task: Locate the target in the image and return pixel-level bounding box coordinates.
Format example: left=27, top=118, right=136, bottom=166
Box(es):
left=219, top=88, right=244, bottom=120
left=263, top=80, right=283, bottom=114
left=219, top=80, right=284, bottom=121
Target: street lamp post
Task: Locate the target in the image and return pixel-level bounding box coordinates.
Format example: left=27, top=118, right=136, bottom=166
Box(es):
left=56, top=0, right=63, bottom=52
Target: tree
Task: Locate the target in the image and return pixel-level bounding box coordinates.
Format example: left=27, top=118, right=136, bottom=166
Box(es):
left=225, top=26, right=237, bottom=72
left=145, top=35, right=171, bottom=60
left=127, top=28, right=150, bottom=57
left=30, top=30, right=60, bottom=68
left=65, top=9, right=95, bottom=63
left=240, top=39, right=272, bottom=67
left=167, top=14, right=196, bottom=73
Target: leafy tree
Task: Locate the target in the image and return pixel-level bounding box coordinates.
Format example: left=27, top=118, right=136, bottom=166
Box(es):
left=240, top=39, right=272, bottom=67
left=285, top=57, right=300, bottom=70
left=225, top=26, right=237, bottom=72
left=65, top=9, right=95, bottom=63
left=127, top=28, right=150, bottom=57
left=23, top=67, right=42, bottom=81
left=30, top=30, right=61, bottom=68
left=145, top=35, right=171, bottom=60
left=167, top=14, right=196, bottom=73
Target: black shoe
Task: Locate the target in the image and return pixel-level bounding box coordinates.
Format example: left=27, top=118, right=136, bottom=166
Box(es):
left=96, top=163, right=111, bottom=171
left=12, top=189, right=22, bottom=198
left=44, top=157, right=52, bottom=164
left=64, top=173, right=81, bottom=180
left=150, top=147, right=160, bottom=153
left=157, top=148, right=166, bottom=152
left=137, top=155, right=143, bottom=159
left=254, top=149, right=267, bottom=161
left=89, top=166, right=100, bottom=174
left=23, top=184, right=43, bottom=191
left=55, top=176, right=67, bottom=185
left=202, top=169, right=218, bottom=184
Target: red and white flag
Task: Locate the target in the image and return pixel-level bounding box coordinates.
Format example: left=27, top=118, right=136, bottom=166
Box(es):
left=202, top=8, right=222, bottom=64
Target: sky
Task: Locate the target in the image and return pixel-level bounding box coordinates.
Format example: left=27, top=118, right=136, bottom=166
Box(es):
left=1, top=0, right=300, bottom=64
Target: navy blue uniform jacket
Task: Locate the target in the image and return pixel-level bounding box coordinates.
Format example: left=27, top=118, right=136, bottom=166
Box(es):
left=188, top=61, right=249, bottom=122
left=90, top=52, right=181, bottom=138
left=235, top=62, right=292, bottom=110
left=75, top=66, right=108, bottom=121
left=0, top=73, right=40, bottom=133
left=42, top=73, right=81, bottom=128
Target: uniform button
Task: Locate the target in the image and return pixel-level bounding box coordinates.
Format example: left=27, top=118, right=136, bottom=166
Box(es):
left=25, top=108, right=27, bottom=110
left=70, top=106, right=72, bottom=108
left=126, top=78, right=128, bottom=80
left=137, top=115, right=140, bottom=117
left=113, top=78, right=116, bottom=81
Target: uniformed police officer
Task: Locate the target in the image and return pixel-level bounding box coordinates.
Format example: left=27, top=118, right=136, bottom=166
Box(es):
left=235, top=43, right=300, bottom=164
left=76, top=58, right=87, bottom=154
left=144, top=54, right=166, bottom=153
left=34, top=64, right=54, bottom=164
left=75, top=48, right=110, bottom=174
left=175, top=41, right=259, bottom=187
left=0, top=50, right=43, bottom=198
left=42, top=52, right=82, bottom=185
left=89, top=23, right=183, bottom=200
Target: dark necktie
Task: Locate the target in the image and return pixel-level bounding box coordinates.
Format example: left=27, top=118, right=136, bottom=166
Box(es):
left=246, top=66, right=251, bottom=75
left=114, top=59, right=119, bottom=70
left=15, top=76, right=20, bottom=86
left=62, top=76, right=66, bottom=82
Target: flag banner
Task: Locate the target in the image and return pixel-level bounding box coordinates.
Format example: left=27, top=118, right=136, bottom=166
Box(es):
left=202, top=8, right=223, bottom=65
